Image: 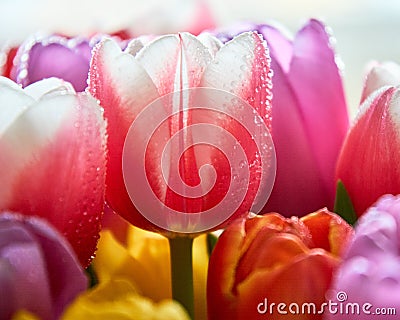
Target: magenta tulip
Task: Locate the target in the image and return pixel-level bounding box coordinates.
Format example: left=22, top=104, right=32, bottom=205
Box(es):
left=214, top=19, right=349, bottom=216
left=0, top=212, right=87, bottom=320
left=10, top=35, right=92, bottom=91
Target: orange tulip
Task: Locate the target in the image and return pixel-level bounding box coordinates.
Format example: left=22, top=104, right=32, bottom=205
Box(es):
left=207, top=209, right=353, bottom=320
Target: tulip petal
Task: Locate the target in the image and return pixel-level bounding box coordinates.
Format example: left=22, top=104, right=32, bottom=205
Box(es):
left=0, top=259, right=17, bottom=319
left=261, top=20, right=348, bottom=216
left=62, top=279, right=190, bottom=320
left=326, top=195, right=400, bottom=319
left=200, top=31, right=272, bottom=128
left=261, top=57, right=328, bottom=215
left=196, top=33, right=223, bottom=57
left=336, top=86, right=400, bottom=215
left=301, top=208, right=354, bottom=256
left=0, top=77, right=33, bottom=135
left=360, top=61, right=400, bottom=104
left=0, top=223, right=53, bottom=319
left=127, top=33, right=214, bottom=220
left=208, top=211, right=351, bottom=319
left=0, top=213, right=88, bottom=319
left=288, top=19, right=348, bottom=199
left=235, top=233, right=309, bottom=288
left=236, top=251, right=338, bottom=320
left=0, top=86, right=106, bottom=267
left=124, top=38, right=146, bottom=56
left=12, top=35, right=91, bottom=91
left=24, top=77, right=76, bottom=100
left=89, top=38, right=160, bottom=231
left=257, top=24, right=293, bottom=73
left=197, top=32, right=274, bottom=221
left=207, top=219, right=246, bottom=317
left=22, top=214, right=88, bottom=317
left=136, top=32, right=212, bottom=96
left=0, top=45, right=18, bottom=78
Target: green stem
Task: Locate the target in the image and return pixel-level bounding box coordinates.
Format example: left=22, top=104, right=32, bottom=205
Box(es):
left=168, top=236, right=194, bottom=319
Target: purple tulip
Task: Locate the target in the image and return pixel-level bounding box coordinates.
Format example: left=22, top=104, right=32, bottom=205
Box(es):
left=0, top=212, right=87, bottom=320
left=11, top=35, right=92, bottom=92
left=213, top=19, right=349, bottom=216
left=325, top=194, right=400, bottom=319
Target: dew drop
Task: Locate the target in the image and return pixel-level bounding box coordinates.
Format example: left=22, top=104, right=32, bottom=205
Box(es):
left=18, top=69, right=28, bottom=79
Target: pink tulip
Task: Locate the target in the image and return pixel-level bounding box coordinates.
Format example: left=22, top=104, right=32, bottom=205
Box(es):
left=89, top=32, right=274, bottom=234
left=0, top=212, right=87, bottom=320
left=336, top=62, right=400, bottom=216
left=0, top=77, right=107, bottom=267
left=213, top=19, right=349, bottom=216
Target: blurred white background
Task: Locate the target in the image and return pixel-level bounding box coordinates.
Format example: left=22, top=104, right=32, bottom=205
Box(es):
left=1, top=0, right=400, bottom=113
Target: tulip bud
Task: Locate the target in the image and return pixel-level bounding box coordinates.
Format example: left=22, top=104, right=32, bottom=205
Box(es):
left=89, top=31, right=275, bottom=234
left=207, top=209, right=353, bottom=320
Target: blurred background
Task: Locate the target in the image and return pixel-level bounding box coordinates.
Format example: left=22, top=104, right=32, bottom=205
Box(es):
left=1, top=0, right=399, bottom=113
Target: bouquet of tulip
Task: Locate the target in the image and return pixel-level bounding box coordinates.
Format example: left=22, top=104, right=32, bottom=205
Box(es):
left=1, top=11, right=399, bottom=320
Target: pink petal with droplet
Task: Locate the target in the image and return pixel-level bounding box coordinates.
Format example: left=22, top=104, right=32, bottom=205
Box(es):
left=198, top=32, right=274, bottom=220
left=200, top=32, right=272, bottom=129
left=136, top=32, right=212, bottom=96
left=258, top=24, right=293, bottom=73
left=0, top=85, right=106, bottom=267
left=89, top=38, right=160, bottom=231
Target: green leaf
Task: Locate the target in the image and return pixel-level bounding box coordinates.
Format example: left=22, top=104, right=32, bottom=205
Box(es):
left=207, top=233, right=218, bottom=256
left=334, top=180, right=358, bottom=226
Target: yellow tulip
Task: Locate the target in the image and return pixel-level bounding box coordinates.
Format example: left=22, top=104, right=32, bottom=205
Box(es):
left=62, top=279, right=189, bottom=320
left=11, top=310, right=39, bottom=320
left=93, top=225, right=209, bottom=320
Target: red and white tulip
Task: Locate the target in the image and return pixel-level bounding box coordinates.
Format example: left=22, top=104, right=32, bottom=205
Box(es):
left=336, top=62, right=400, bottom=216
left=89, top=32, right=274, bottom=234
left=0, top=77, right=107, bottom=267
